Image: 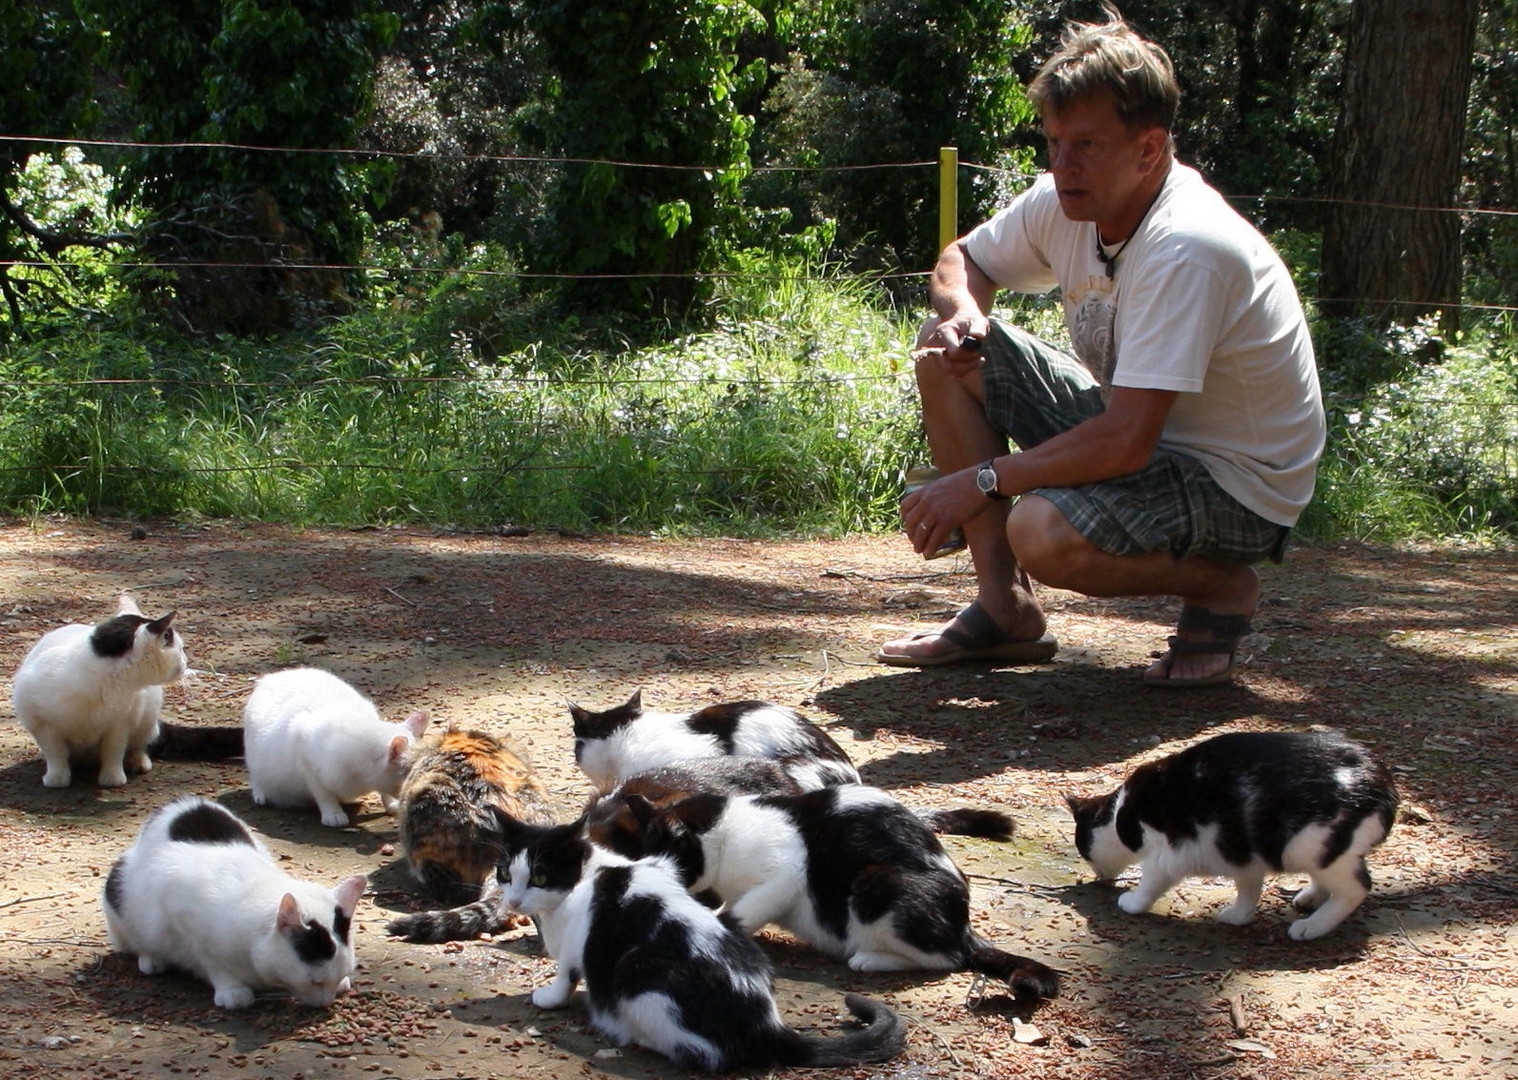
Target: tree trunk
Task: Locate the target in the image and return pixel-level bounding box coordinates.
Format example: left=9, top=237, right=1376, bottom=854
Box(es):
left=1320, top=0, right=1479, bottom=333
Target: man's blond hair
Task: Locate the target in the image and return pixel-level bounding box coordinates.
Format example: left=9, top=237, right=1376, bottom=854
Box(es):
left=1027, top=5, right=1179, bottom=133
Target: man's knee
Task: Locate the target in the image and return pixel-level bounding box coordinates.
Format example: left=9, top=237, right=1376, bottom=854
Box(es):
left=1007, top=495, right=1101, bottom=587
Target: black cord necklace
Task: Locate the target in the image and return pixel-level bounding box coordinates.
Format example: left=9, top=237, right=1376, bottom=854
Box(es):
left=1093, top=182, right=1166, bottom=279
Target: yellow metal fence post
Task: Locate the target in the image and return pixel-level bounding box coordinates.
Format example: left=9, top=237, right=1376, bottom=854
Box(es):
left=938, top=146, right=959, bottom=252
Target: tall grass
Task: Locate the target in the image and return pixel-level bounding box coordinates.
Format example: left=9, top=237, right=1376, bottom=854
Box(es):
left=1, top=255, right=1515, bottom=545
left=0, top=258, right=928, bottom=535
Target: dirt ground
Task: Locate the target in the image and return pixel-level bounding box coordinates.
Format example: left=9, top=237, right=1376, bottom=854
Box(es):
left=0, top=518, right=1515, bottom=1080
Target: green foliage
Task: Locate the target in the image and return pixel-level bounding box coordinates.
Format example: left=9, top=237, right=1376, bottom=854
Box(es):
left=491, top=0, right=767, bottom=316
left=97, top=0, right=397, bottom=265
left=754, top=0, right=1038, bottom=270
left=0, top=253, right=925, bottom=533
left=1301, top=316, right=1518, bottom=542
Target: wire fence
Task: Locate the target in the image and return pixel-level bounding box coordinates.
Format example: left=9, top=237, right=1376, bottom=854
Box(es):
left=0, top=134, right=1514, bottom=528
left=3, top=133, right=1515, bottom=317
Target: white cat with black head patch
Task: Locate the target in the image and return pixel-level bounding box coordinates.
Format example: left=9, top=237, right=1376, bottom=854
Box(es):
left=491, top=812, right=906, bottom=1071
left=103, top=796, right=365, bottom=1008
left=242, top=667, right=429, bottom=827
left=1067, top=730, right=1399, bottom=940
left=11, top=593, right=189, bottom=787
left=569, top=690, right=861, bottom=794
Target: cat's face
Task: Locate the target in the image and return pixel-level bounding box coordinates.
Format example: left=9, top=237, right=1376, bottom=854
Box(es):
left=93, top=610, right=188, bottom=684
left=1067, top=791, right=1134, bottom=881
left=264, top=875, right=365, bottom=1007
left=495, top=817, right=589, bottom=919
left=569, top=692, right=643, bottom=794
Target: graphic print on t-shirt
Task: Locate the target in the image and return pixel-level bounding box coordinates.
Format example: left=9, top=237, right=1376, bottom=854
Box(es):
left=1067, top=275, right=1117, bottom=390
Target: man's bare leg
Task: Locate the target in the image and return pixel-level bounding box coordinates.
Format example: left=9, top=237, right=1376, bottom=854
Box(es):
left=1008, top=496, right=1260, bottom=683
left=878, top=341, right=1049, bottom=662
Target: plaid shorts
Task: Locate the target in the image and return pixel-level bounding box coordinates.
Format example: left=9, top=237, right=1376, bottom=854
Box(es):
left=978, top=320, right=1290, bottom=564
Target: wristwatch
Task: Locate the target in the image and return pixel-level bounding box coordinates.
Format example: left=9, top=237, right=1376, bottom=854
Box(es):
left=976, top=459, right=1006, bottom=499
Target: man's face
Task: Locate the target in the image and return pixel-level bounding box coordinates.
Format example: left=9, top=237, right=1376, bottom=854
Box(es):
left=1042, top=93, right=1164, bottom=230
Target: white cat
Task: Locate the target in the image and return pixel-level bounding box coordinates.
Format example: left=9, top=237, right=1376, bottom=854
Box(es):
left=103, top=796, right=366, bottom=1009
left=11, top=593, right=188, bottom=788
left=242, top=667, right=429, bottom=827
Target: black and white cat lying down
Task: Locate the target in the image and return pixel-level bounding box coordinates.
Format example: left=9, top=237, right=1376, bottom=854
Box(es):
left=495, top=825, right=906, bottom=1070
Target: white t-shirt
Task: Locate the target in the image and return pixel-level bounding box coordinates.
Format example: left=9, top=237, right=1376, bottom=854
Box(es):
left=963, top=163, right=1325, bottom=527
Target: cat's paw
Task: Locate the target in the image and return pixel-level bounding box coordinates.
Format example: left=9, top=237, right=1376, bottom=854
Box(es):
left=1117, top=890, right=1154, bottom=915
left=531, top=984, right=571, bottom=1009
left=97, top=769, right=129, bottom=787
left=137, top=955, right=169, bottom=976
left=1288, top=915, right=1334, bottom=941
left=127, top=753, right=153, bottom=775
left=41, top=768, right=72, bottom=788
left=1292, top=884, right=1325, bottom=911
left=214, top=985, right=257, bottom=1010
left=319, top=809, right=351, bottom=828
left=1216, top=903, right=1258, bottom=926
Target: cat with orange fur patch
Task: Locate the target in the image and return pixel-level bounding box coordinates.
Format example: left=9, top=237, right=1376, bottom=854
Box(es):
left=397, top=724, right=555, bottom=905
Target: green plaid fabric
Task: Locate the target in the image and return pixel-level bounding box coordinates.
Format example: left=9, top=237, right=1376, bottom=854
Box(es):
left=978, top=320, right=1290, bottom=563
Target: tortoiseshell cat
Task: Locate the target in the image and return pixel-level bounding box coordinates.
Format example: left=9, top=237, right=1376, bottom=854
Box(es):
left=398, top=723, right=556, bottom=904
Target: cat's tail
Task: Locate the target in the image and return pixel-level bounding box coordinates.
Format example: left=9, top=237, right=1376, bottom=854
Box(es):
left=147, top=722, right=244, bottom=760
left=913, top=806, right=1014, bottom=840
left=965, top=937, right=1062, bottom=1002
left=385, top=897, right=514, bottom=943
left=791, top=993, right=906, bottom=1067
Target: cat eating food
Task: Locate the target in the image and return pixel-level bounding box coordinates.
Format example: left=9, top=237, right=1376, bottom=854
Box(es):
left=242, top=667, right=429, bottom=827
left=605, top=786, right=1061, bottom=1001
left=102, top=795, right=366, bottom=1009
left=1067, top=730, right=1399, bottom=940
left=11, top=593, right=190, bottom=787
left=398, top=723, right=556, bottom=904
left=493, top=812, right=907, bottom=1071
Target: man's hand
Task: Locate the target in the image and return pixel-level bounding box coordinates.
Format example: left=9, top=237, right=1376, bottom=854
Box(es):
left=911, top=316, right=987, bottom=377
left=899, top=463, right=996, bottom=557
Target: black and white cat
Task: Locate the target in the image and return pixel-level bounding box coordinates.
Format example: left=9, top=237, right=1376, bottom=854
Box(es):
left=570, top=691, right=1013, bottom=839
left=607, top=785, right=1061, bottom=1001
left=102, top=796, right=366, bottom=1009
left=570, top=691, right=861, bottom=794
left=1066, top=730, right=1400, bottom=940
left=10, top=593, right=239, bottom=788
left=493, top=813, right=907, bottom=1071
left=243, top=667, right=430, bottom=827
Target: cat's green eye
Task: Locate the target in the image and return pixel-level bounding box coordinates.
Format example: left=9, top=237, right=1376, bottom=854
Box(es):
left=530, top=872, right=547, bottom=887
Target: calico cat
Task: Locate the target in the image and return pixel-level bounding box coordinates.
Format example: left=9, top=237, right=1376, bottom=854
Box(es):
left=1066, top=730, right=1399, bottom=941
left=387, top=757, right=799, bottom=942
left=9, top=593, right=233, bottom=788
left=610, top=785, right=1061, bottom=1001
left=493, top=813, right=907, bottom=1070
left=243, top=667, right=429, bottom=827
left=570, top=691, right=861, bottom=794
left=397, top=723, right=555, bottom=904
left=570, top=691, right=1012, bottom=839
left=102, top=795, right=366, bottom=1009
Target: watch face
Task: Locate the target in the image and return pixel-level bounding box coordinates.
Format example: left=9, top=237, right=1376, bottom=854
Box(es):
left=978, top=466, right=997, bottom=494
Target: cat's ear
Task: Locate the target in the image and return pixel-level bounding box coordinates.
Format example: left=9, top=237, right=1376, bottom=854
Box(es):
left=388, top=736, right=412, bottom=767
left=333, top=875, right=367, bottom=917
left=116, top=592, right=143, bottom=617
left=624, top=793, right=656, bottom=829
left=402, top=709, right=430, bottom=739
left=275, top=893, right=303, bottom=934
left=145, top=612, right=176, bottom=636
left=625, top=689, right=643, bottom=715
